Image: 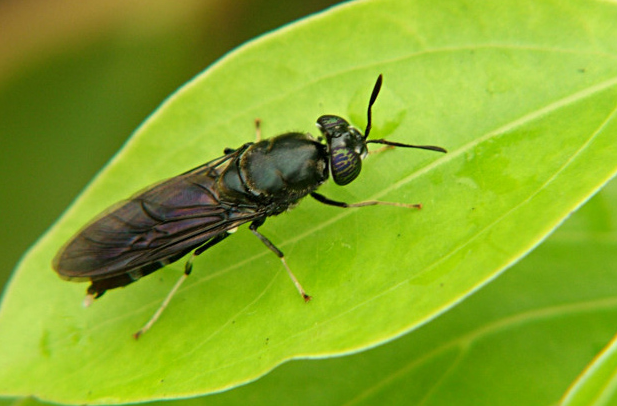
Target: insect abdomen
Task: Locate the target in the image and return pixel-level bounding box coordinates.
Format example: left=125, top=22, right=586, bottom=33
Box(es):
left=85, top=248, right=192, bottom=298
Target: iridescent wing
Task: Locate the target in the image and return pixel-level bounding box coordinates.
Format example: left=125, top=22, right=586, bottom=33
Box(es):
left=53, top=147, right=263, bottom=292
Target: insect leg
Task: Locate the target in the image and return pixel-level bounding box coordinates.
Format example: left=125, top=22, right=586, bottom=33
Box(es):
left=254, top=118, right=262, bottom=142
left=133, top=233, right=231, bottom=339
left=249, top=220, right=311, bottom=302
left=310, top=192, right=422, bottom=209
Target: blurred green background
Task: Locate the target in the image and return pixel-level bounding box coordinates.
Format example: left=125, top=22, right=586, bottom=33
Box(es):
left=0, top=0, right=344, bottom=292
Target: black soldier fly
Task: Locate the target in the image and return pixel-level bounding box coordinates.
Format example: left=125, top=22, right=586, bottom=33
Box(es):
left=53, top=75, right=447, bottom=338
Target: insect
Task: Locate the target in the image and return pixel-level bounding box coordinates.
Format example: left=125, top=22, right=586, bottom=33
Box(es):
left=53, top=75, right=447, bottom=338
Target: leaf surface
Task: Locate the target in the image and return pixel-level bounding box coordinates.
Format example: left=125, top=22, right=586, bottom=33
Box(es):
left=1, top=0, right=617, bottom=403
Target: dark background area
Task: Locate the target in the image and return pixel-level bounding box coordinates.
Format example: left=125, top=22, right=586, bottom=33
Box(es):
left=0, top=0, right=344, bottom=292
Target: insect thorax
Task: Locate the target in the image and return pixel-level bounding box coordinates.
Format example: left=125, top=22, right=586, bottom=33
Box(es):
left=218, top=132, right=328, bottom=205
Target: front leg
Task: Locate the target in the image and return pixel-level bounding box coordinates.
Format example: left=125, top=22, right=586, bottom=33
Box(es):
left=310, top=192, right=422, bottom=209
left=249, top=220, right=311, bottom=302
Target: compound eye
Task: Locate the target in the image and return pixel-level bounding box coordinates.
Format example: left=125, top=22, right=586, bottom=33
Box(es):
left=330, top=145, right=362, bottom=185
left=317, top=115, right=350, bottom=138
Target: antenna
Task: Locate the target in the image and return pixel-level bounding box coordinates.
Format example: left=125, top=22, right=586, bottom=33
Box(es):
left=366, top=139, right=447, bottom=153
left=364, top=74, right=383, bottom=139
left=364, top=74, right=447, bottom=154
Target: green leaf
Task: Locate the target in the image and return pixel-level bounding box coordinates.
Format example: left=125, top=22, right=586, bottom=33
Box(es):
left=1, top=0, right=617, bottom=403
left=162, top=178, right=617, bottom=405
left=563, top=335, right=617, bottom=406
left=560, top=184, right=617, bottom=406
left=5, top=159, right=617, bottom=406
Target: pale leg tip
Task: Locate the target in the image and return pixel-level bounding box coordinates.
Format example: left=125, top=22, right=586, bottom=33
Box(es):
left=82, top=294, right=95, bottom=308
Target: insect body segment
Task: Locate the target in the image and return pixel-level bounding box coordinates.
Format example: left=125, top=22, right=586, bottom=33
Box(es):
left=54, top=150, right=252, bottom=298
left=233, top=133, right=328, bottom=203
left=53, top=74, right=447, bottom=337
